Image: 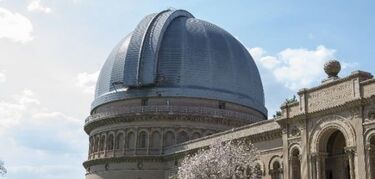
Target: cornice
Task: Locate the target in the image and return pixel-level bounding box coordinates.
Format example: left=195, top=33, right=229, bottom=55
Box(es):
left=278, top=98, right=364, bottom=122
left=84, top=113, right=253, bottom=134
left=83, top=155, right=164, bottom=168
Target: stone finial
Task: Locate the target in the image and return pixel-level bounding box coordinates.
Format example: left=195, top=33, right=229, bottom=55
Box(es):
left=324, top=60, right=341, bottom=78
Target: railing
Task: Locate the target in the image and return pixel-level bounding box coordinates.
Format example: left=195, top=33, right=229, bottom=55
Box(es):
left=88, top=148, right=162, bottom=160
left=85, top=105, right=260, bottom=124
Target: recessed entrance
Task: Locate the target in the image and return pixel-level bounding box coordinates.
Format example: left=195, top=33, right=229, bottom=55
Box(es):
left=320, top=130, right=350, bottom=179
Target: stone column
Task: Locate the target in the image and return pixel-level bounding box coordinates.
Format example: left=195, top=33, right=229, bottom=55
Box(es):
left=134, top=128, right=138, bottom=155
left=365, top=144, right=375, bottom=178
left=313, top=153, right=327, bottom=179
left=316, top=154, right=321, bottom=179
left=104, top=133, right=107, bottom=157
left=88, top=138, right=92, bottom=159
left=281, top=126, right=289, bottom=179
left=160, top=128, right=164, bottom=155
left=345, top=147, right=356, bottom=179
left=147, top=129, right=150, bottom=155
left=299, top=154, right=303, bottom=179
left=310, top=154, right=317, bottom=179
left=289, top=157, right=293, bottom=179
left=279, top=168, right=284, bottom=179
left=320, top=153, right=327, bottom=179
left=123, top=132, right=126, bottom=155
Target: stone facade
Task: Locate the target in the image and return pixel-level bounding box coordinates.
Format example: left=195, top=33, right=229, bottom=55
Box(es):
left=83, top=63, right=375, bottom=179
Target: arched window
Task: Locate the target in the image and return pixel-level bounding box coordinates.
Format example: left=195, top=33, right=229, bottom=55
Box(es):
left=290, top=148, right=301, bottom=179
left=99, top=135, right=105, bottom=151
left=106, top=134, right=114, bottom=151
left=138, top=131, right=148, bottom=148
left=150, top=131, right=161, bottom=151
left=191, top=132, right=201, bottom=140
left=163, top=131, right=175, bottom=147
left=177, top=131, right=189, bottom=144
left=271, top=161, right=283, bottom=179
left=126, top=132, right=135, bottom=150
left=115, top=133, right=124, bottom=150
left=94, top=136, right=100, bottom=152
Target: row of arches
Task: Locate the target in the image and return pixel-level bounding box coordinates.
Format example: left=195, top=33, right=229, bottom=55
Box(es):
left=244, top=156, right=283, bottom=179
left=88, top=129, right=215, bottom=158
left=289, top=122, right=375, bottom=179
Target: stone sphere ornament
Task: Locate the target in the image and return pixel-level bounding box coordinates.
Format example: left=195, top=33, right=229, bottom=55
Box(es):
left=324, top=60, right=341, bottom=78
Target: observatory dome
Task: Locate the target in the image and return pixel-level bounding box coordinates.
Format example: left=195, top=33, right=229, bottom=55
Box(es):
left=93, top=9, right=267, bottom=116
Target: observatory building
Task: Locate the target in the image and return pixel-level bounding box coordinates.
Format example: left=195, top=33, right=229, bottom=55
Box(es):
left=83, top=9, right=375, bottom=179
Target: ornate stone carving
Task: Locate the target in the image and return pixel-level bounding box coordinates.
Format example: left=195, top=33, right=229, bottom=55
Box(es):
left=307, top=81, right=353, bottom=112
left=288, top=138, right=301, bottom=145
left=289, top=125, right=301, bottom=137
left=368, top=111, right=375, bottom=121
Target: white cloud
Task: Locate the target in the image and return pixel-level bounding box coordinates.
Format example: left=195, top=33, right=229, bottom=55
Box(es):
left=250, top=45, right=343, bottom=90
left=0, top=72, right=5, bottom=82
left=76, top=70, right=99, bottom=94
left=0, top=7, right=33, bottom=43
left=0, top=89, right=81, bottom=132
left=0, top=90, right=39, bottom=130
left=27, top=0, right=52, bottom=14
left=249, top=48, right=281, bottom=70
left=71, top=0, right=86, bottom=4
left=0, top=89, right=86, bottom=178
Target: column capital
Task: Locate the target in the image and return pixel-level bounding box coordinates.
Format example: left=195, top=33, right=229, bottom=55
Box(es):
left=344, top=146, right=357, bottom=155
left=365, top=144, right=375, bottom=151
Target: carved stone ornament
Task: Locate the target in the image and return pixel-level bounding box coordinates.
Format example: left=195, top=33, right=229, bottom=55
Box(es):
left=137, top=161, right=143, bottom=170
left=289, top=126, right=301, bottom=137
left=368, top=111, right=375, bottom=121
left=324, top=60, right=341, bottom=78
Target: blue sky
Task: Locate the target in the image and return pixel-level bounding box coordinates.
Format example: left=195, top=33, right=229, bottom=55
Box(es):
left=0, top=0, right=374, bottom=178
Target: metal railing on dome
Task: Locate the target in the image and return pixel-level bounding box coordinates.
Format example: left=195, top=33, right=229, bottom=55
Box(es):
left=85, top=105, right=260, bottom=124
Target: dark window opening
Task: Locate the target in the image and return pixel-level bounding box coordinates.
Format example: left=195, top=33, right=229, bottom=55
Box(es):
left=141, top=98, right=148, bottom=106
left=219, top=101, right=226, bottom=109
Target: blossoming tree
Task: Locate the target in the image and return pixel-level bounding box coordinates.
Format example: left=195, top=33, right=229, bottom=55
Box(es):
left=0, top=160, right=6, bottom=176
left=176, top=139, right=261, bottom=179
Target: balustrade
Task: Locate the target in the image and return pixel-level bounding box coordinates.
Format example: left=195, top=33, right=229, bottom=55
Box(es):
left=86, top=105, right=260, bottom=124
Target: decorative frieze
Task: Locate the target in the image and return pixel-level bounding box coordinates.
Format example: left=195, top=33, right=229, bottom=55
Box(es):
left=84, top=106, right=263, bottom=133
left=362, top=79, right=375, bottom=98
left=307, top=81, right=353, bottom=112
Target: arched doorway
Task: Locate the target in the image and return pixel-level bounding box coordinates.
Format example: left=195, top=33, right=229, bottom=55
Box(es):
left=319, top=130, right=350, bottom=179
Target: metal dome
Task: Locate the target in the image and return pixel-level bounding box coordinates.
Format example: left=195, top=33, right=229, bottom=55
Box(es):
left=93, top=9, right=267, bottom=116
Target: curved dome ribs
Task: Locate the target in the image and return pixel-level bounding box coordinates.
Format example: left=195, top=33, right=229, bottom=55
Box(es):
left=93, top=9, right=267, bottom=116
left=123, top=9, right=194, bottom=87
